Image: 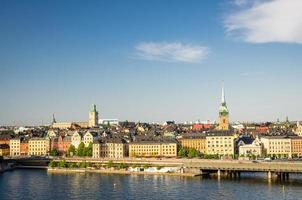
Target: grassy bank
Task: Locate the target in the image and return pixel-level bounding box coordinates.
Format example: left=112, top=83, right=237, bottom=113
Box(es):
left=47, top=167, right=197, bottom=177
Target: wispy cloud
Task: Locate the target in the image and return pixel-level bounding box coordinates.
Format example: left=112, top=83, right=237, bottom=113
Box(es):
left=233, top=0, right=247, bottom=6
left=134, top=42, right=209, bottom=63
left=225, top=0, right=302, bottom=44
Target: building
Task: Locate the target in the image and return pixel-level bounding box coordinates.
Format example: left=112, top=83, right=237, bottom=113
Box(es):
left=93, top=138, right=128, bottom=159
left=295, top=121, right=302, bottom=136
left=71, top=131, right=82, bottom=148
left=10, top=138, right=21, bottom=156
left=218, top=86, right=229, bottom=130
left=291, top=136, right=302, bottom=157
left=205, top=132, right=236, bottom=156
left=57, top=135, right=71, bottom=154
left=28, top=138, right=50, bottom=156
left=179, top=134, right=206, bottom=154
left=99, top=119, right=119, bottom=125
left=89, top=104, right=99, bottom=127
left=52, top=122, right=73, bottom=129
left=239, top=136, right=263, bottom=157
left=260, top=136, right=292, bottom=158
left=129, top=141, right=177, bottom=158
left=0, top=144, right=10, bottom=156
left=0, top=133, right=12, bottom=145
left=83, top=131, right=98, bottom=147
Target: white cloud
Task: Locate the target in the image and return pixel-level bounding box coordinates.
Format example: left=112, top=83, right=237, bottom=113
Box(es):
left=134, top=42, right=209, bottom=63
left=233, top=0, right=247, bottom=6
left=225, top=0, right=302, bottom=44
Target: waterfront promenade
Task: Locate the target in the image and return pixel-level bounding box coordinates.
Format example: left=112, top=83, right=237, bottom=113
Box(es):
left=5, top=157, right=302, bottom=179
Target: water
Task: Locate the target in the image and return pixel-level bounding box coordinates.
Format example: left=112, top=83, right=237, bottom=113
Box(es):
left=1, top=169, right=302, bottom=200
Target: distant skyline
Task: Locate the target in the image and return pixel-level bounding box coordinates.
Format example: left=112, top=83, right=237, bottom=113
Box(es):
left=1, top=0, right=302, bottom=125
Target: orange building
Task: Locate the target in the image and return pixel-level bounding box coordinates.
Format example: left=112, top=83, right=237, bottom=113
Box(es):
left=291, top=136, right=302, bottom=157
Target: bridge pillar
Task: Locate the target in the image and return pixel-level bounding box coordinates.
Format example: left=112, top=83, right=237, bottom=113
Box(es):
left=286, top=173, right=289, bottom=180
left=217, top=169, right=221, bottom=179
left=267, top=171, right=272, bottom=180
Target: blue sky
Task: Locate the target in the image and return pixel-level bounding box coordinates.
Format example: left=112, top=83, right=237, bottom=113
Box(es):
left=0, top=0, right=302, bottom=125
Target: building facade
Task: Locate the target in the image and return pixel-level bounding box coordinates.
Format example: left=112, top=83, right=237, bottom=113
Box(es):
left=28, top=138, right=50, bottom=156
left=260, top=136, right=292, bottom=158
left=0, top=144, right=10, bottom=156
left=205, top=133, right=236, bottom=156
left=10, top=138, right=21, bottom=156
left=291, top=136, right=302, bottom=157
left=179, top=135, right=206, bottom=154
left=92, top=138, right=128, bottom=159
left=71, top=131, right=82, bottom=148
left=129, top=141, right=177, bottom=158
left=239, top=136, right=263, bottom=157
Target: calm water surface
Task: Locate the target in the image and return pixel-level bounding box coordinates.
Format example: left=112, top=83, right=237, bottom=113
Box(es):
left=1, top=169, right=302, bottom=200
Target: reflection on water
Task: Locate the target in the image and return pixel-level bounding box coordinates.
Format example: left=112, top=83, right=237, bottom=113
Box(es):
left=1, top=169, right=302, bottom=200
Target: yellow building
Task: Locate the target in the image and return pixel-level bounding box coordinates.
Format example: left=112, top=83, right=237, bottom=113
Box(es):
left=28, top=138, right=50, bottom=156
left=93, top=138, right=128, bottom=159
left=0, top=144, right=10, bottom=156
left=260, top=136, right=292, bottom=158
left=129, top=141, right=177, bottom=158
left=179, top=135, right=206, bottom=154
left=10, top=138, right=21, bottom=156
left=205, top=132, right=236, bottom=156
left=218, top=86, right=229, bottom=130
left=291, top=136, right=302, bottom=157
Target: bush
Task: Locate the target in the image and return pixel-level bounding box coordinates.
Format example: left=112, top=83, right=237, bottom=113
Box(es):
left=143, top=164, right=151, bottom=169
left=50, top=149, right=60, bottom=156
left=58, top=160, right=67, bottom=168
left=48, top=161, right=57, bottom=168
left=156, top=166, right=162, bottom=170
left=107, top=161, right=114, bottom=168
left=79, top=162, right=87, bottom=168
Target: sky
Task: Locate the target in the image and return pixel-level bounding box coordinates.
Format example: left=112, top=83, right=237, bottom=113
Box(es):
left=0, top=0, right=302, bottom=125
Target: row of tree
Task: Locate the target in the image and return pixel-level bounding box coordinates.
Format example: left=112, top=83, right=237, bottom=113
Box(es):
left=67, top=142, right=93, bottom=157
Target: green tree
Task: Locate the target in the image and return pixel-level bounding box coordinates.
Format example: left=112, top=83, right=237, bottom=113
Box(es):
left=178, top=148, right=186, bottom=157
left=50, top=149, right=60, bottom=156
left=107, top=160, right=114, bottom=168
left=48, top=161, right=57, bottom=168
left=84, top=142, right=93, bottom=157
left=188, top=148, right=199, bottom=158
left=77, top=142, right=85, bottom=157
left=67, top=144, right=76, bottom=157
left=79, top=162, right=87, bottom=168
left=58, top=160, right=67, bottom=168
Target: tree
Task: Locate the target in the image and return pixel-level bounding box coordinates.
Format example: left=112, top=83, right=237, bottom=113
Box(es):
left=178, top=148, right=187, bottom=158
left=58, top=160, right=66, bottom=168
left=67, top=144, right=76, bottom=157
left=77, top=142, right=85, bottom=157
left=50, top=149, right=60, bottom=156
left=84, top=142, right=93, bottom=157
left=79, top=162, right=87, bottom=168
left=107, top=160, right=114, bottom=168
left=48, top=161, right=57, bottom=168
left=188, top=148, right=199, bottom=158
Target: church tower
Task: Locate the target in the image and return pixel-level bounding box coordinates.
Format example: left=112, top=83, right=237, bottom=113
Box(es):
left=218, top=86, right=229, bottom=130
left=89, top=104, right=99, bottom=127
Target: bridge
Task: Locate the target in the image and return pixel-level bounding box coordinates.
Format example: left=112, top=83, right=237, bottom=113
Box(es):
left=4, top=157, right=302, bottom=180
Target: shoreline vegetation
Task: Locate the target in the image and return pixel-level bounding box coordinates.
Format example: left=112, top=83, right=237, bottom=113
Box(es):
left=47, top=160, right=196, bottom=177
left=47, top=168, right=196, bottom=177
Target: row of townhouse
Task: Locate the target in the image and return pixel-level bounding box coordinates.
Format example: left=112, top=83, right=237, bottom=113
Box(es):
left=93, top=139, right=177, bottom=159
left=260, top=136, right=302, bottom=158
left=179, top=132, right=302, bottom=158
left=179, top=132, right=236, bottom=156
left=10, top=138, right=50, bottom=156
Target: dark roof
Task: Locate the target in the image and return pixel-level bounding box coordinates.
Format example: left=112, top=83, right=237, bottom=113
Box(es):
left=0, top=144, right=9, bottom=149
